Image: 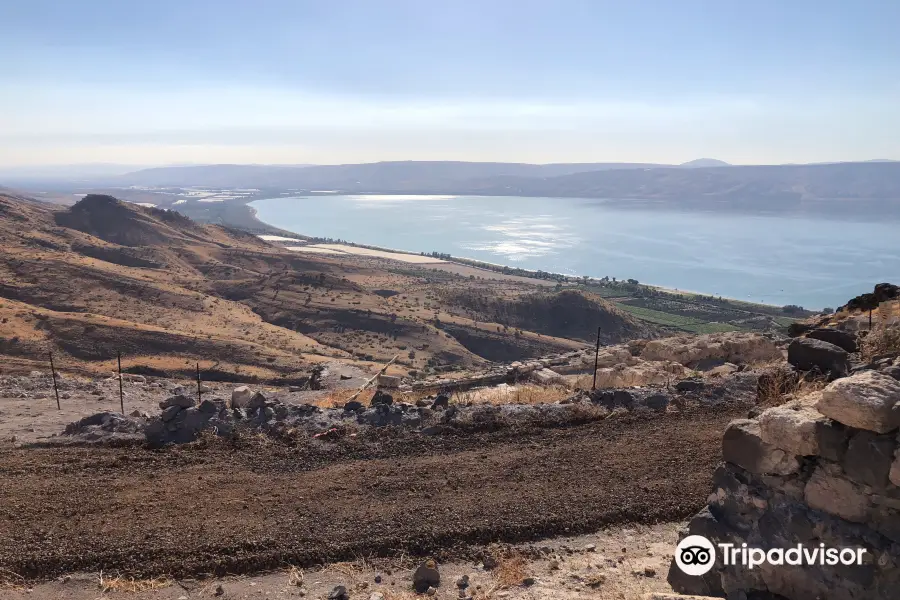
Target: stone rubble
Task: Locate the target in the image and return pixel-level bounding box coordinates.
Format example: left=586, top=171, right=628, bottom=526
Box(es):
left=669, top=343, right=900, bottom=600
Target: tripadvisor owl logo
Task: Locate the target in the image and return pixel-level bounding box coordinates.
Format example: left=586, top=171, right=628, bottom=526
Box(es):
left=675, top=535, right=716, bottom=576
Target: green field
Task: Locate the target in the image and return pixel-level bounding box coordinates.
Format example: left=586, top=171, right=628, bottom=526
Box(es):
left=614, top=303, right=744, bottom=334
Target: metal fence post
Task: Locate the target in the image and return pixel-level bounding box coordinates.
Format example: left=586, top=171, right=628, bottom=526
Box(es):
left=117, top=351, right=125, bottom=414
left=49, top=352, right=61, bottom=410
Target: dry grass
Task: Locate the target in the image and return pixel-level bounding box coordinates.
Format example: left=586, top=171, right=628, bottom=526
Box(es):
left=861, top=325, right=900, bottom=360
left=97, top=572, right=171, bottom=593
left=454, top=383, right=572, bottom=406
left=493, top=552, right=529, bottom=589
left=312, top=388, right=377, bottom=408
left=757, top=367, right=828, bottom=409
left=0, top=567, right=25, bottom=590
left=288, top=565, right=304, bottom=587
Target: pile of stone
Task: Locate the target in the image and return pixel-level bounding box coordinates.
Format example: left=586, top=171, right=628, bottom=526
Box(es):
left=62, top=411, right=146, bottom=441
left=585, top=370, right=760, bottom=413
left=590, top=332, right=783, bottom=389
left=669, top=369, right=900, bottom=599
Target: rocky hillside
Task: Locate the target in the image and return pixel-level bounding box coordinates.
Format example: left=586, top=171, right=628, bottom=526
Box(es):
left=439, top=288, right=654, bottom=344
left=0, top=193, right=653, bottom=379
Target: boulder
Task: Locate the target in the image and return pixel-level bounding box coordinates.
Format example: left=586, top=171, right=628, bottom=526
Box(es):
left=344, top=400, right=364, bottom=412
left=613, top=390, right=635, bottom=409
left=246, top=391, right=268, bottom=411
left=707, top=362, right=739, bottom=377
left=160, top=394, right=195, bottom=409
left=412, top=560, right=440, bottom=593
left=818, top=371, right=900, bottom=433
left=532, top=368, right=564, bottom=384
left=371, top=390, right=393, bottom=406
left=842, top=430, right=896, bottom=489
left=431, top=394, right=450, bottom=410
left=881, top=365, right=900, bottom=381
left=788, top=321, right=816, bottom=337
left=758, top=397, right=848, bottom=460
left=804, top=462, right=870, bottom=523
left=676, top=379, right=704, bottom=392
left=643, top=394, right=670, bottom=412
left=198, top=399, right=220, bottom=414
left=787, top=337, right=850, bottom=378
left=591, top=347, right=637, bottom=368
left=594, top=360, right=688, bottom=388
left=377, top=374, right=401, bottom=389
left=327, top=586, right=348, bottom=600
left=160, top=406, right=182, bottom=422
left=807, top=328, right=859, bottom=353
left=723, top=419, right=800, bottom=475
left=231, top=385, right=253, bottom=408
left=891, top=441, right=900, bottom=487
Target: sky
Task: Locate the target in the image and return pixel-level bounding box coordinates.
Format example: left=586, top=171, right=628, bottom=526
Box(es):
left=1, top=0, right=899, bottom=167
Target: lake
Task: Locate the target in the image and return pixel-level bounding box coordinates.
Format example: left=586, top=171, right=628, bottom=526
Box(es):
left=250, top=195, right=900, bottom=310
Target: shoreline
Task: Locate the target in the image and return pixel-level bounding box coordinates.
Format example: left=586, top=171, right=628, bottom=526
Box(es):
left=246, top=199, right=795, bottom=311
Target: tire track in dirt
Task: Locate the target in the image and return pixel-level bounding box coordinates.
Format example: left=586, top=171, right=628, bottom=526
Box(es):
left=0, top=405, right=746, bottom=581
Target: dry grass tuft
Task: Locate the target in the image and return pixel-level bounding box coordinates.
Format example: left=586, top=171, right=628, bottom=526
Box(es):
left=98, top=572, right=171, bottom=593
left=287, top=565, right=304, bottom=587
left=313, top=388, right=377, bottom=408
left=757, top=367, right=827, bottom=409
left=0, top=567, right=25, bottom=589
left=861, top=325, right=900, bottom=361
left=491, top=551, right=529, bottom=590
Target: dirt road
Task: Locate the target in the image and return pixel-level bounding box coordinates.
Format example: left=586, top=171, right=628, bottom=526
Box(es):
left=0, top=406, right=745, bottom=582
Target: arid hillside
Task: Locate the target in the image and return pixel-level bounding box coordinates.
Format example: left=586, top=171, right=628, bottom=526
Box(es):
left=0, top=194, right=655, bottom=380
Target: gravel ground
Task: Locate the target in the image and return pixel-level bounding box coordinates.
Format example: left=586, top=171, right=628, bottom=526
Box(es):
left=1, top=522, right=684, bottom=599
left=0, top=404, right=746, bottom=583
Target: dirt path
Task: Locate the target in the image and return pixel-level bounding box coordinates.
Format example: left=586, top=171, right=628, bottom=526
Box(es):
left=3, top=522, right=684, bottom=599
left=0, top=406, right=745, bottom=582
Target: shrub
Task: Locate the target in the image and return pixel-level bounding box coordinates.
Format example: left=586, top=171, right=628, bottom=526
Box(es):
left=861, top=325, right=900, bottom=360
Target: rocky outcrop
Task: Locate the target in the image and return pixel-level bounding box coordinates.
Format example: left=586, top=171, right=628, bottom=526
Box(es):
left=593, top=360, right=688, bottom=388
left=841, top=283, right=900, bottom=313
left=669, top=367, right=900, bottom=599
left=639, top=332, right=782, bottom=367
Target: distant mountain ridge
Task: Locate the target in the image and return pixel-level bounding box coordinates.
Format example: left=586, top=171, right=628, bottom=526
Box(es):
left=679, top=158, right=731, bottom=168
left=116, top=160, right=669, bottom=188
left=113, top=160, right=900, bottom=210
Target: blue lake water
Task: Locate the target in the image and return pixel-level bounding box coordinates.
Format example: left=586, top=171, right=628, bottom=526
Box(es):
left=250, top=195, right=900, bottom=310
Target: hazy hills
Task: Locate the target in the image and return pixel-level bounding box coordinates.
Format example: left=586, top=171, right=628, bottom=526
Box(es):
left=117, top=160, right=670, bottom=188
left=112, top=160, right=900, bottom=208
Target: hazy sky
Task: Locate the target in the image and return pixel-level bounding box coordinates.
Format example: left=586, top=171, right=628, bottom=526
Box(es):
left=1, top=0, right=899, bottom=167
